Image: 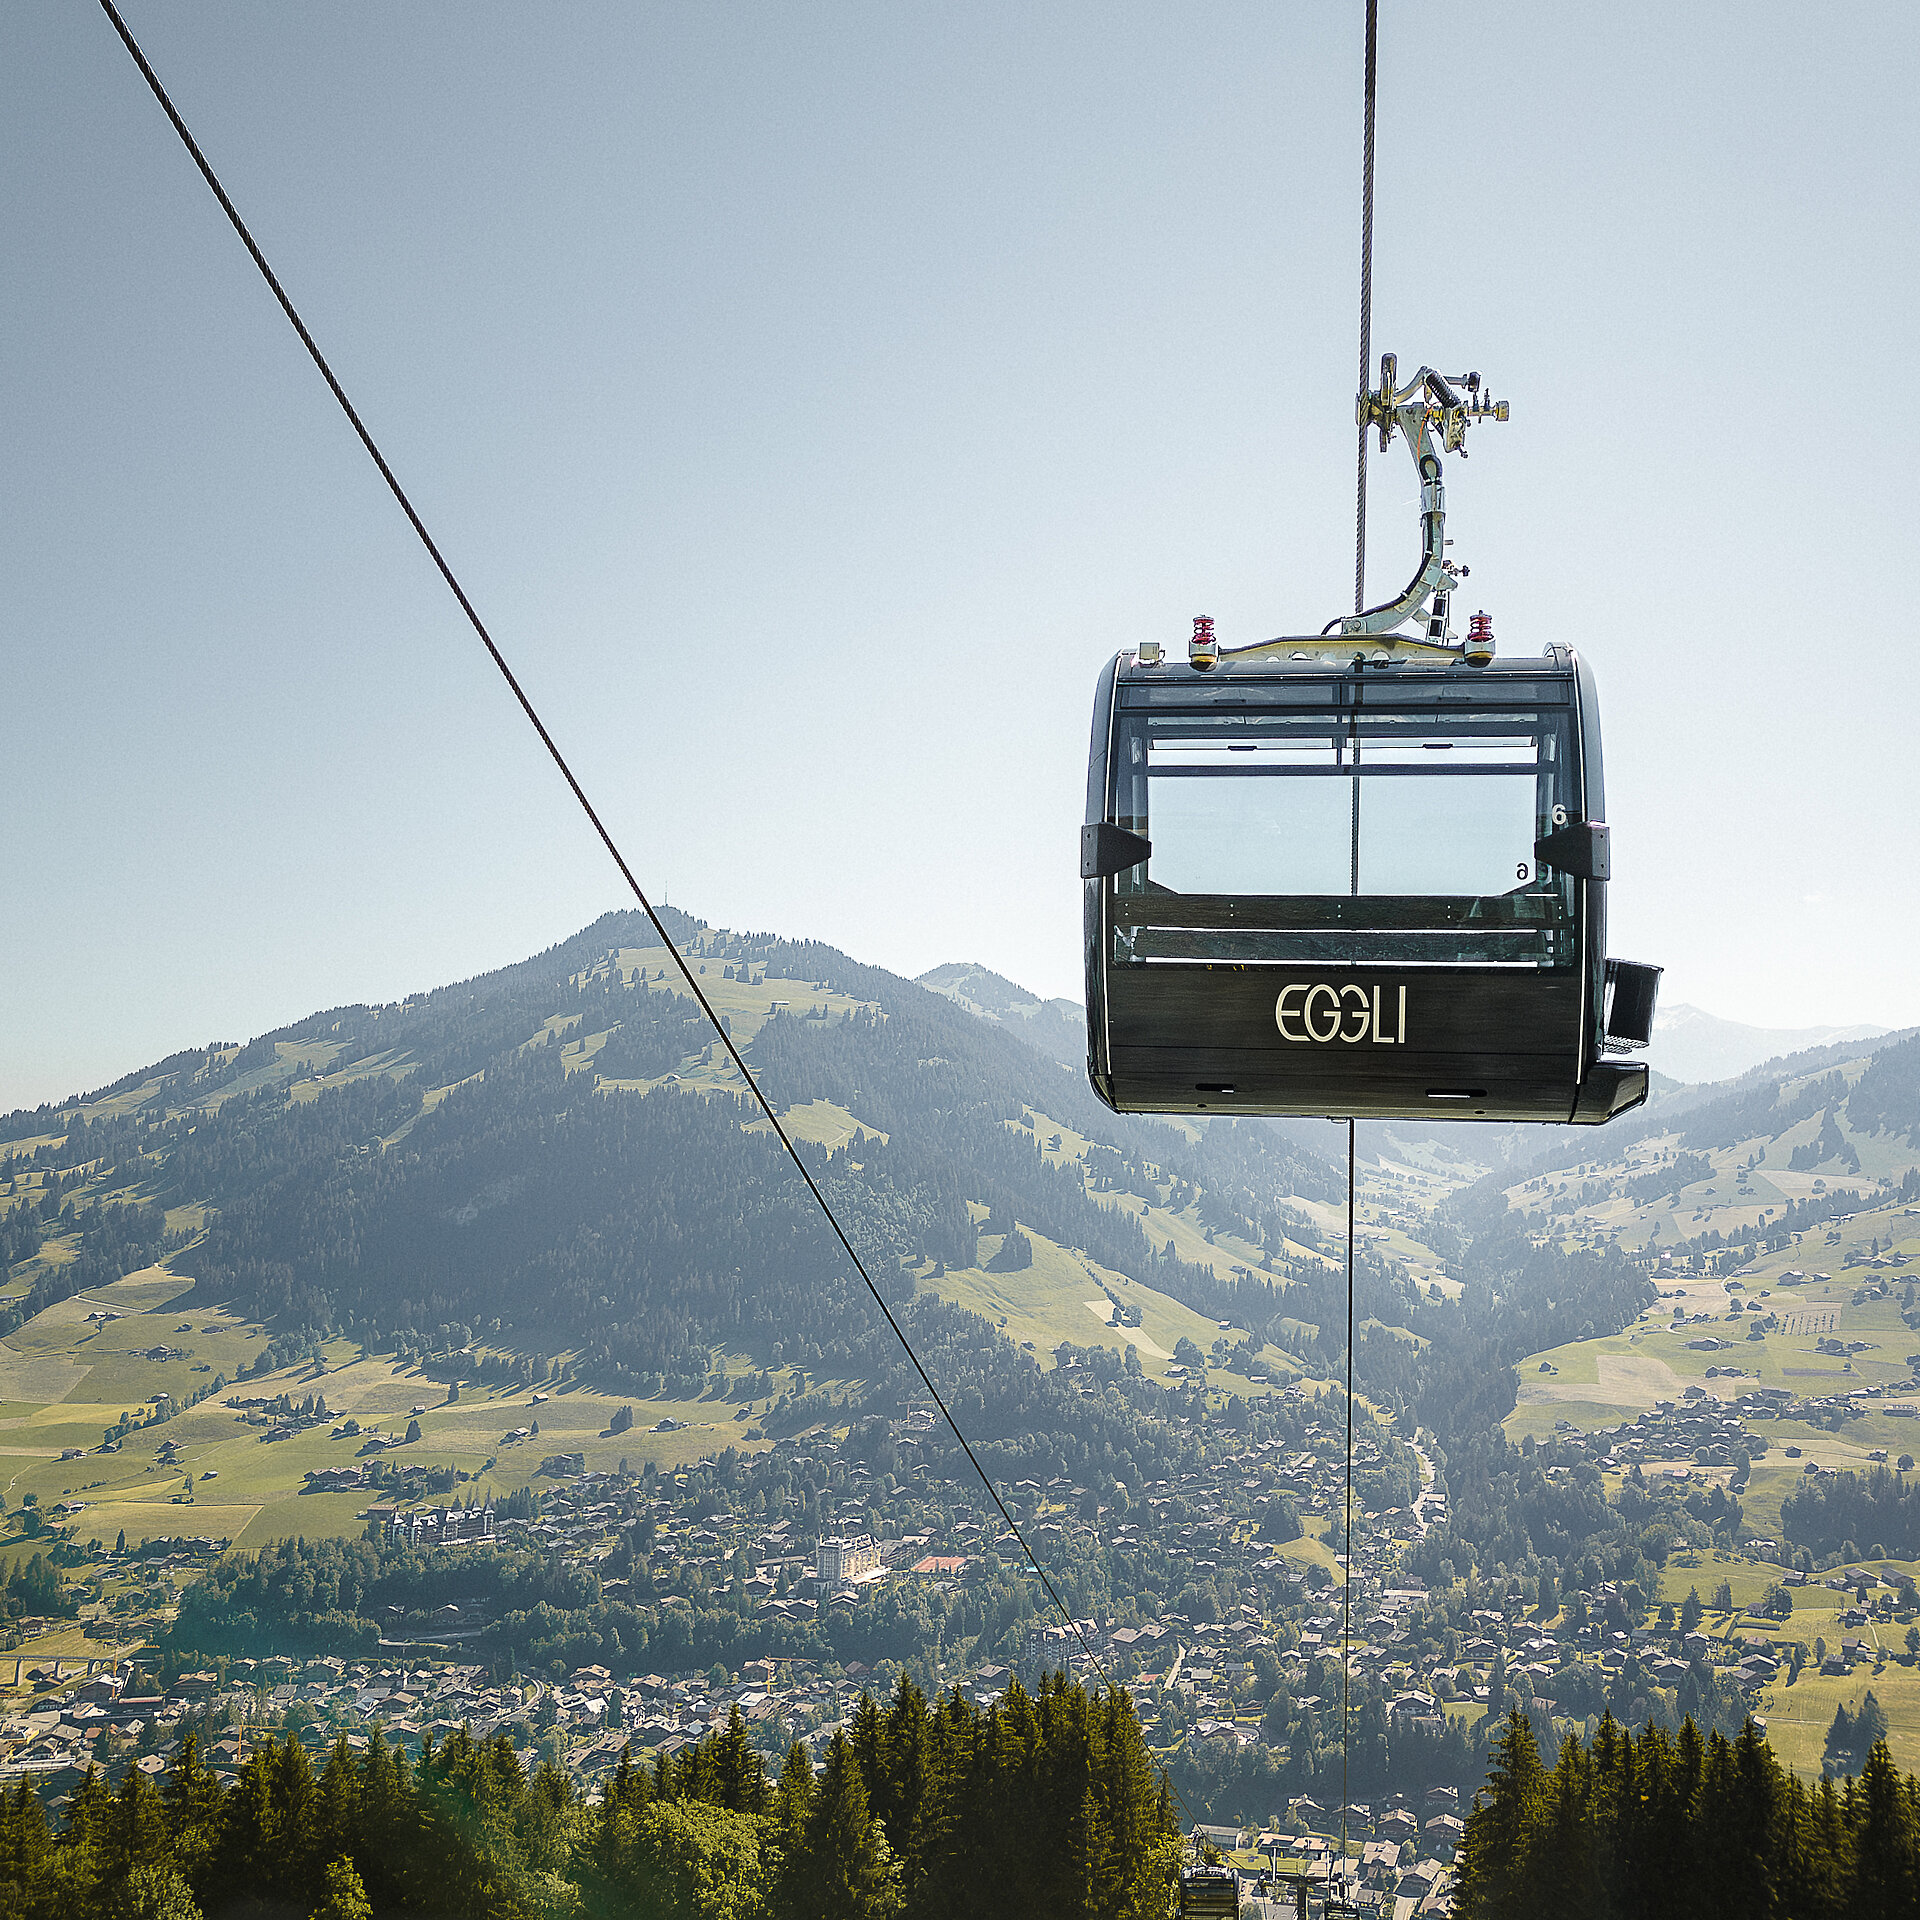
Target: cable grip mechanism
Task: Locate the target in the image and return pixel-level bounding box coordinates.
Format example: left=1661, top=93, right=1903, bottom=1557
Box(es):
left=1332, top=353, right=1509, bottom=651
left=1208, top=352, right=1509, bottom=670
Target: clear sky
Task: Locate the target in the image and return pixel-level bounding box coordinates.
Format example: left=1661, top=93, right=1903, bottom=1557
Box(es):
left=4, top=2, right=1917, bottom=1112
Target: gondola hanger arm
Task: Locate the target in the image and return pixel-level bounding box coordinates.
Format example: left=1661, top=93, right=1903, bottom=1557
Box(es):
left=1207, top=354, right=1508, bottom=670
left=1334, top=356, right=1508, bottom=638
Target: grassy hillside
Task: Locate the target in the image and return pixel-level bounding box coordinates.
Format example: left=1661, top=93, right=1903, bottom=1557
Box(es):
left=1, top=911, right=1432, bottom=1550
left=1481, top=1035, right=1920, bottom=1772
left=0, top=1260, right=784, bottom=1552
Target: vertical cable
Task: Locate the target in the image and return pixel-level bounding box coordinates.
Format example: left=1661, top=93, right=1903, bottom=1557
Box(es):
left=1354, top=0, right=1379, bottom=617
left=1339, top=13, right=1378, bottom=1902
left=1348, top=700, right=1362, bottom=898
left=1339, top=1119, right=1356, bottom=1903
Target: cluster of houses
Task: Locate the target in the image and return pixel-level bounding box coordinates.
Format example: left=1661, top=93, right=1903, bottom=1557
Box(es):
left=1545, top=1373, right=1920, bottom=1489
left=381, top=1503, right=497, bottom=1550
left=0, top=1651, right=1034, bottom=1797
left=1200, top=1787, right=1464, bottom=1917
left=489, top=1393, right=1443, bottom=1634
left=0, top=1656, right=645, bottom=1786
left=0, top=1358, right=1833, bottom=1920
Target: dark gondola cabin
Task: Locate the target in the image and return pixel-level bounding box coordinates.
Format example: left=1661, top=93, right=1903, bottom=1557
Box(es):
left=1178, top=1863, right=1241, bottom=1919
left=1082, top=644, right=1657, bottom=1123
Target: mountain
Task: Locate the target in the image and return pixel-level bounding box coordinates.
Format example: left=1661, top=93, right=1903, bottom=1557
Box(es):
left=47, top=907, right=1906, bottom=1513
left=917, top=961, right=1085, bottom=1069
left=9, top=906, right=1802, bottom=1810
left=1650, top=1002, right=1890, bottom=1086
left=1463, top=1022, right=1920, bottom=1281
left=0, top=911, right=1349, bottom=1407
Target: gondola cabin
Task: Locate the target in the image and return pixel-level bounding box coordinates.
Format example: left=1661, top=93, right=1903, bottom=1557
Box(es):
left=1082, top=644, right=1658, bottom=1123
left=1179, top=1863, right=1241, bottom=1919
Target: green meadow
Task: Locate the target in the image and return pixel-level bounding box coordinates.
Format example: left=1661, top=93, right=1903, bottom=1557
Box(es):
left=1505, top=1183, right=1920, bottom=1779
left=0, top=1267, right=787, bottom=1554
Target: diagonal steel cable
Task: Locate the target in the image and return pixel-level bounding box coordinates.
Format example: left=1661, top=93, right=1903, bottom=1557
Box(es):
left=95, top=0, right=1111, bottom=1690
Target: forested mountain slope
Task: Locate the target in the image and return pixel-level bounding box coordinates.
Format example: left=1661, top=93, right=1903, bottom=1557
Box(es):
left=916, top=961, right=1084, bottom=1068
left=1461, top=1025, right=1920, bottom=1270
left=21, top=912, right=1872, bottom=1811
left=0, top=911, right=1342, bottom=1406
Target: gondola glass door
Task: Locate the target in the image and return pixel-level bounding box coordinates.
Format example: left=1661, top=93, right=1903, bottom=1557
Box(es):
left=1111, top=695, right=1578, bottom=972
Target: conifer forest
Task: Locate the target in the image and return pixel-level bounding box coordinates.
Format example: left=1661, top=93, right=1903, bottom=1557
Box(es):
left=1457, top=1712, right=1920, bottom=1920
left=0, top=1671, right=1178, bottom=1920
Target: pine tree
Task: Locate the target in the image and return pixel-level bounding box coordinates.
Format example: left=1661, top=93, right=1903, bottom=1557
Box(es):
left=211, top=1742, right=278, bottom=1905
left=1628, top=1720, right=1689, bottom=1912
left=589, top=1741, right=655, bottom=1898
left=1586, top=1714, right=1633, bottom=1919
left=1856, top=1691, right=1892, bottom=1750
left=273, top=1733, right=322, bottom=1892
left=783, top=1731, right=899, bottom=1920
left=1030, top=1672, right=1099, bottom=1918
left=850, top=1690, right=887, bottom=1818
left=350, top=1732, right=414, bottom=1915
left=1529, top=1730, right=1597, bottom=1920
left=712, top=1704, right=769, bottom=1815
left=105, top=1763, right=171, bottom=1883
left=607, top=1744, right=651, bottom=1818
left=680, top=1723, right=722, bottom=1806
left=1094, top=1686, right=1180, bottom=1920
left=1713, top=1718, right=1787, bottom=1920
left=61, top=1765, right=115, bottom=1916
left=879, top=1674, right=937, bottom=1904
left=952, top=1674, right=1045, bottom=1920
left=0, top=1776, right=52, bottom=1911
left=1809, top=1772, right=1853, bottom=1918
left=314, top=1737, right=362, bottom=1869
left=774, top=1740, right=815, bottom=1858
left=1849, top=1740, right=1920, bottom=1920
left=161, top=1730, right=223, bottom=1866
left=1458, top=1713, right=1546, bottom=1920
left=1451, top=1709, right=1920, bottom=1920
left=1686, top=1727, right=1753, bottom=1920
left=310, top=1856, right=372, bottom=1920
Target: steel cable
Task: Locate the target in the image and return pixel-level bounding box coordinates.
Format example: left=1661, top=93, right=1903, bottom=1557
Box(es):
left=96, top=0, right=1110, bottom=1691
left=1354, top=0, right=1379, bottom=620
left=1359, top=0, right=1374, bottom=622
left=1339, top=1121, right=1357, bottom=1902
left=1341, top=3, right=1380, bottom=1901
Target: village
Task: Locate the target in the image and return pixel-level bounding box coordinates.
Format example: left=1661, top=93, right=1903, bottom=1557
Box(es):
left=0, top=1364, right=1839, bottom=1917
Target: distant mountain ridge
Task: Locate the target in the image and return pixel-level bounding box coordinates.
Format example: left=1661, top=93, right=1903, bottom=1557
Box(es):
left=1650, top=1002, right=1889, bottom=1086
left=1472, top=1013, right=1920, bottom=1249
left=917, top=962, right=1084, bottom=1068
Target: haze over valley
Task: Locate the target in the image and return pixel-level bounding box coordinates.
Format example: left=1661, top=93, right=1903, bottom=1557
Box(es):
left=6, top=908, right=1920, bottom=1855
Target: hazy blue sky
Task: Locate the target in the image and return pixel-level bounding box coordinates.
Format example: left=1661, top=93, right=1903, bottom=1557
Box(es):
left=5, top=2, right=1917, bottom=1111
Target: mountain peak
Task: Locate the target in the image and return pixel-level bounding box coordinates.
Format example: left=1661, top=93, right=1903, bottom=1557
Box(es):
left=917, top=963, right=1085, bottom=1068
left=917, top=962, right=1042, bottom=1017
